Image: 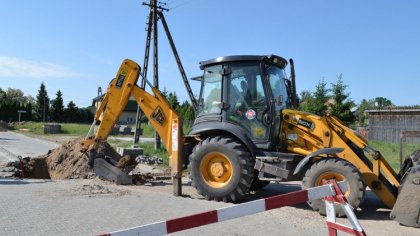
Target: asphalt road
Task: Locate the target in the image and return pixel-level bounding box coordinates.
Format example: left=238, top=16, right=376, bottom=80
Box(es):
left=0, top=131, right=59, bottom=163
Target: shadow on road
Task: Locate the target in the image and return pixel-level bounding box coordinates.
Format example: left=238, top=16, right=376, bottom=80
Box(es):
left=0, top=179, right=52, bottom=185
left=241, top=182, right=394, bottom=222
left=241, top=182, right=311, bottom=210
left=0, top=179, right=31, bottom=185
left=0, top=137, right=17, bottom=141
left=128, top=179, right=395, bottom=223
left=356, top=190, right=392, bottom=221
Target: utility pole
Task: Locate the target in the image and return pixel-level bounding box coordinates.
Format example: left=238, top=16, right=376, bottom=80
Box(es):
left=152, top=0, right=161, bottom=150
left=134, top=0, right=197, bottom=149
left=134, top=5, right=153, bottom=145
left=135, top=0, right=185, bottom=197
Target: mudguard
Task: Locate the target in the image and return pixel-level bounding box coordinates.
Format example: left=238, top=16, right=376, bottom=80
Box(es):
left=390, top=150, right=420, bottom=227
left=293, top=148, right=344, bottom=175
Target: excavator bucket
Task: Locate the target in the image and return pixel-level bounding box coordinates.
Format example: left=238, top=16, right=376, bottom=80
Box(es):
left=390, top=150, right=420, bottom=227
left=93, top=158, right=133, bottom=185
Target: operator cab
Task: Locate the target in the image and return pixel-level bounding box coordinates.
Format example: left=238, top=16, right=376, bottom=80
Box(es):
left=192, top=55, right=297, bottom=151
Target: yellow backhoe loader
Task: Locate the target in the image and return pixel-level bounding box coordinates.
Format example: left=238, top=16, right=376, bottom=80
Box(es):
left=81, top=57, right=420, bottom=227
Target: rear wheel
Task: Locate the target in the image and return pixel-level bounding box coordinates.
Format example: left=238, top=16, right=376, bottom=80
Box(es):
left=188, top=136, right=254, bottom=202
left=302, top=158, right=365, bottom=216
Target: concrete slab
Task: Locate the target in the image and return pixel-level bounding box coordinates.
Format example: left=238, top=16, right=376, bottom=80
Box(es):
left=117, top=146, right=144, bottom=157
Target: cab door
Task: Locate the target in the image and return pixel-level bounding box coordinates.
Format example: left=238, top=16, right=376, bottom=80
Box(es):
left=226, top=62, right=271, bottom=142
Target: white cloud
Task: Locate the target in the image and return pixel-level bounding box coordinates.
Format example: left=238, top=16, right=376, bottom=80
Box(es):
left=0, top=56, right=86, bottom=78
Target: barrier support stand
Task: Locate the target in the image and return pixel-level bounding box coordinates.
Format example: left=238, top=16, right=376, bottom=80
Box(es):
left=323, top=180, right=367, bottom=236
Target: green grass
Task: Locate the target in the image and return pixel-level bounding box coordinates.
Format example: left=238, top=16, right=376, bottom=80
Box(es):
left=369, top=140, right=419, bottom=171
left=12, top=122, right=45, bottom=134
left=12, top=122, right=91, bottom=136
left=12, top=122, right=159, bottom=137
left=60, top=123, right=91, bottom=136
left=141, top=123, right=155, bottom=137
left=11, top=121, right=192, bottom=139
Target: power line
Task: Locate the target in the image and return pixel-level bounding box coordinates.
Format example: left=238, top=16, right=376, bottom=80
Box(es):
left=169, top=0, right=198, bottom=11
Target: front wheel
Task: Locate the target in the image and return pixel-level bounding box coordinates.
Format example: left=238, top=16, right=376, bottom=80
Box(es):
left=188, top=136, right=254, bottom=202
left=302, top=158, right=365, bottom=217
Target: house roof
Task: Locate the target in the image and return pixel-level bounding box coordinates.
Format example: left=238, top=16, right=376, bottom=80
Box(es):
left=366, top=108, right=420, bottom=113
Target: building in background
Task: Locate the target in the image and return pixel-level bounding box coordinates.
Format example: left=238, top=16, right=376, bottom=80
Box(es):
left=366, top=108, right=420, bottom=143
left=92, top=96, right=138, bottom=125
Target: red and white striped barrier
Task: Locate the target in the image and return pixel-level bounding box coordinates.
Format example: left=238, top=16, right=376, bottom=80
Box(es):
left=99, top=181, right=364, bottom=236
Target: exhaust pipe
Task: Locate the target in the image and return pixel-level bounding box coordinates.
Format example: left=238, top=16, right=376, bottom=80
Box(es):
left=289, top=58, right=298, bottom=108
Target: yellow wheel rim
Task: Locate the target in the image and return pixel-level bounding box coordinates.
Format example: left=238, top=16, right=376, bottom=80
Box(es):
left=315, top=172, right=350, bottom=197
left=200, top=152, right=233, bottom=188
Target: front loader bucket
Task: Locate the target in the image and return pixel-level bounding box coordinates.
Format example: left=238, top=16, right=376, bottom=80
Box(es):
left=390, top=151, right=420, bottom=227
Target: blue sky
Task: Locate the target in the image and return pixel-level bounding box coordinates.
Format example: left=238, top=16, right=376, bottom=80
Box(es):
left=1, top=0, right=419, bottom=107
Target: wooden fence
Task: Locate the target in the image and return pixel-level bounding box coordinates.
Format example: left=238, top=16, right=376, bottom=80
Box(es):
left=366, top=109, right=420, bottom=144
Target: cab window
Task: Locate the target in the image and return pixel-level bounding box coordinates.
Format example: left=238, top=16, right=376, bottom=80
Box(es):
left=198, top=65, right=223, bottom=115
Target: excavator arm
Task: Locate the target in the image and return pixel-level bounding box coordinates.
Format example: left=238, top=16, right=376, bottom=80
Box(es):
left=81, top=59, right=183, bottom=195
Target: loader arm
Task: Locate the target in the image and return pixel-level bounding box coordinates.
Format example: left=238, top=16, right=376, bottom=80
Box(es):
left=282, top=109, right=400, bottom=208
left=81, top=59, right=183, bottom=195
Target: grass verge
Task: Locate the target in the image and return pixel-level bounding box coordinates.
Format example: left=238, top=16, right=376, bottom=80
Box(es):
left=12, top=122, right=91, bottom=136
left=369, top=140, right=419, bottom=171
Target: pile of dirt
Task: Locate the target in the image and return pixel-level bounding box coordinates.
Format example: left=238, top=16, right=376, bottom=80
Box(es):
left=25, top=138, right=122, bottom=180
left=0, top=121, right=10, bottom=131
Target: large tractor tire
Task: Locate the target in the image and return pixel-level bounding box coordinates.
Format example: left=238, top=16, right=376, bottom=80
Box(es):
left=188, top=136, right=254, bottom=202
left=302, top=158, right=365, bottom=217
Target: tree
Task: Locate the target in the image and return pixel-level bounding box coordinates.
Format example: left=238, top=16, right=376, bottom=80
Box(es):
left=161, top=87, right=168, bottom=99
left=0, top=87, right=33, bottom=122
left=168, top=92, right=180, bottom=110
left=183, top=105, right=195, bottom=121
left=354, top=96, right=394, bottom=126
left=64, top=101, right=78, bottom=123
left=0, top=88, right=6, bottom=101
left=50, top=90, right=64, bottom=122
left=299, top=90, right=312, bottom=103
left=329, top=74, right=355, bottom=125
left=76, top=107, right=94, bottom=123
left=35, top=82, right=50, bottom=122
left=6, top=88, right=24, bottom=100
left=373, top=97, right=393, bottom=109
left=177, top=101, right=195, bottom=121
left=300, top=80, right=329, bottom=116
left=354, top=99, right=370, bottom=126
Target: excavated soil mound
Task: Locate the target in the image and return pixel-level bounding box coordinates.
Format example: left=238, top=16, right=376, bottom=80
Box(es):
left=26, top=138, right=122, bottom=180
left=116, top=155, right=137, bottom=168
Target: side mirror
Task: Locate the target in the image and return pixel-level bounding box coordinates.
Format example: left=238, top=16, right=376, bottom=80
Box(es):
left=190, top=76, right=203, bottom=81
